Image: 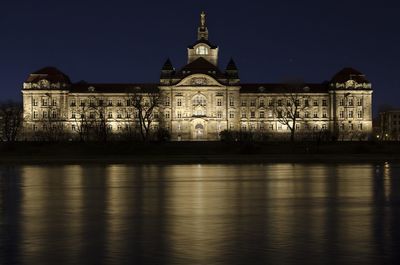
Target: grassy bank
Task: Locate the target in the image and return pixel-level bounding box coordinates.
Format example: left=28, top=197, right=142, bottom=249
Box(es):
left=1, top=141, right=400, bottom=164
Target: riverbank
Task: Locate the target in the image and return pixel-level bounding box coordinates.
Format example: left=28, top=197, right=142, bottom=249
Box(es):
left=1, top=141, right=400, bottom=164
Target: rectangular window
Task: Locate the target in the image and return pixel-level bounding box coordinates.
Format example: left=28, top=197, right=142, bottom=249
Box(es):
left=259, top=111, right=265, bottom=118
left=107, top=100, right=113, bottom=106
left=250, top=99, right=256, bottom=107
left=259, top=99, right=265, bottom=107
left=90, top=112, right=95, bottom=119
left=229, top=111, right=235, bottom=118
left=177, top=98, right=182, bottom=106
left=80, top=100, right=85, bottom=107
left=99, top=100, right=104, bottom=106
left=348, top=99, right=354, bottom=106
left=117, top=113, right=122, bottom=119
left=349, top=123, right=354, bottom=130
left=313, top=100, right=318, bottom=106
left=165, top=112, right=170, bottom=119
left=229, top=97, right=234, bottom=107
left=89, top=99, right=95, bottom=107
left=217, top=98, right=222, bottom=106
left=358, top=111, right=363, bottom=118
left=33, top=111, right=38, bottom=119
left=250, top=111, right=255, bottom=118
left=277, top=100, right=282, bottom=106
left=108, top=112, right=113, bottom=118
left=125, top=99, right=130, bottom=107
left=295, top=99, right=300, bottom=106
left=241, top=112, right=247, bottom=118
left=126, top=112, right=131, bottom=118
left=165, top=97, right=170, bottom=106
left=70, top=99, right=76, bottom=107
left=339, top=111, right=344, bottom=118
left=348, top=111, right=353, bottom=118
left=217, top=111, right=222, bottom=118
left=71, top=125, right=76, bottom=131
left=295, top=111, right=300, bottom=118
left=339, top=99, right=344, bottom=106
left=42, top=99, right=48, bottom=106
left=304, top=99, right=309, bottom=107
left=241, top=100, right=247, bottom=107
left=322, top=99, right=327, bottom=106
left=313, top=112, right=318, bottom=118
left=32, top=98, right=38, bottom=106
left=322, top=111, right=327, bottom=118
left=117, top=100, right=122, bottom=106
left=71, top=112, right=76, bottom=119
left=268, top=100, right=273, bottom=107
left=357, top=98, right=362, bottom=106
left=269, top=124, right=274, bottom=131
left=43, top=111, right=48, bottom=118
left=305, top=112, right=310, bottom=118
left=177, top=111, right=182, bottom=118
left=52, top=111, right=57, bottom=119
left=358, top=123, right=363, bottom=130
left=51, top=99, right=56, bottom=106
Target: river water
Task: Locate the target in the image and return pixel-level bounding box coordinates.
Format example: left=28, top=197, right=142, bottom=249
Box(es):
left=1, top=163, right=400, bottom=265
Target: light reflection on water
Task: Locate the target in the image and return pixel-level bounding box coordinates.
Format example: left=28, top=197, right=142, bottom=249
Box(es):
left=1, top=163, right=400, bottom=265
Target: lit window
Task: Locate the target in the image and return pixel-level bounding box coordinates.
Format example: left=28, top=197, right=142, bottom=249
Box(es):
left=195, top=46, right=208, bottom=55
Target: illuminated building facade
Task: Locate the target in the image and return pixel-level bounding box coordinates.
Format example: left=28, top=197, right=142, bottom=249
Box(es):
left=22, top=12, right=373, bottom=141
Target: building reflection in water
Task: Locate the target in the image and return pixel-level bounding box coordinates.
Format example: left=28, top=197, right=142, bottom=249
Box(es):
left=1, top=163, right=400, bottom=265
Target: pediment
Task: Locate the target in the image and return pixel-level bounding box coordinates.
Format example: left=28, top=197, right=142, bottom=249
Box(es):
left=176, top=74, right=223, bottom=87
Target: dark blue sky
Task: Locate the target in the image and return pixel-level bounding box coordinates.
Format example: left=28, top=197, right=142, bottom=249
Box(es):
left=1, top=0, right=399, bottom=115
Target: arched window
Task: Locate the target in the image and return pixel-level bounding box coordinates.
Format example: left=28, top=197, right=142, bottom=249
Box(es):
left=195, top=45, right=208, bottom=55
left=192, top=94, right=207, bottom=106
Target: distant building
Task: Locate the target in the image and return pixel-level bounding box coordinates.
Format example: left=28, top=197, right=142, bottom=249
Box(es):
left=22, top=12, right=373, bottom=141
left=379, top=110, right=400, bottom=140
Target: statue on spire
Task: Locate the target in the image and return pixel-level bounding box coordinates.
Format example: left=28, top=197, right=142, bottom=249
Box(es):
left=200, top=11, right=206, bottom=28
left=197, top=11, right=209, bottom=40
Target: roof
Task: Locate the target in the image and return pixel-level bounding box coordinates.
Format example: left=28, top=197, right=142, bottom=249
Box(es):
left=25, top=67, right=71, bottom=83
left=175, top=57, right=226, bottom=79
left=331, top=67, right=369, bottom=83
left=69, top=83, right=159, bottom=93
left=240, top=83, right=329, bottom=94
left=188, top=39, right=218, bottom=49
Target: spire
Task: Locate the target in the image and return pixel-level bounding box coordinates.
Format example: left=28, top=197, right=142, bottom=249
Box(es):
left=197, top=11, right=209, bottom=40
left=225, top=58, right=239, bottom=81
left=160, top=58, right=175, bottom=80
left=226, top=58, right=238, bottom=71
left=161, top=58, right=174, bottom=71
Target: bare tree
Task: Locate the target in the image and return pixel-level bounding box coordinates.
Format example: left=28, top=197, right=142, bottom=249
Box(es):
left=91, top=102, right=112, bottom=142
left=36, top=96, right=66, bottom=141
left=0, top=101, right=23, bottom=142
left=273, top=90, right=306, bottom=142
left=127, top=91, right=160, bottom=141
left=72, top=101, right=91, bottom=142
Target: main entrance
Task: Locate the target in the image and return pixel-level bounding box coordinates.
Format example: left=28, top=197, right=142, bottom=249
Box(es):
left=195, top=124, right=204, bottom=140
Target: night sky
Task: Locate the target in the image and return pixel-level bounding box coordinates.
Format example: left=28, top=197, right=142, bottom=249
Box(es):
left=1, top=0, right=399, bottom=116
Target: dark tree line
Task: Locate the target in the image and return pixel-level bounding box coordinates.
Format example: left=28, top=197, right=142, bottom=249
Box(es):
left=0, top=101, right=23, bottom=142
